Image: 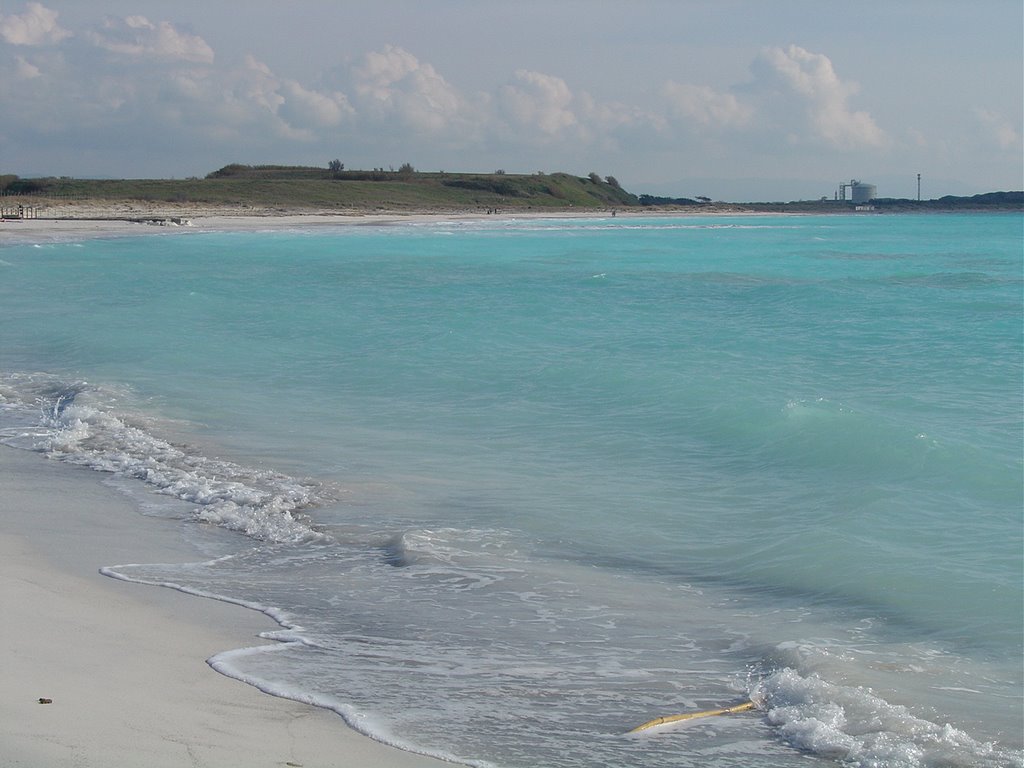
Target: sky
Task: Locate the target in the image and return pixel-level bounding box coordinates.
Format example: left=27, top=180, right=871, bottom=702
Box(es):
left=0, top=1, right=1021, bottom=201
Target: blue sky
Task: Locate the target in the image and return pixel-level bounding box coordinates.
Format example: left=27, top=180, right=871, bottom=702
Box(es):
left=1, top=1, right=1020, bottom=201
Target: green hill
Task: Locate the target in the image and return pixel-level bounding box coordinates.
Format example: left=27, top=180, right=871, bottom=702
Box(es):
left=1, top=165, right=639, bottom=211
left=3, top=167, right=1018, bottom=214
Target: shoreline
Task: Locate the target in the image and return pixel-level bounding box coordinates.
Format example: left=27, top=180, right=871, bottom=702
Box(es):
left=1, top=194, right=1018, bottom=237
left=0, top=444, right=453, bottom=767
left=0, top=205, right=629, bottom=243
left=4, top=198, right=1016, bottom=245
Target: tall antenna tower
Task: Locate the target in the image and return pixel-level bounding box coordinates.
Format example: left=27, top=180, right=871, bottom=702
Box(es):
left=917, top=173, right=921, bottom=201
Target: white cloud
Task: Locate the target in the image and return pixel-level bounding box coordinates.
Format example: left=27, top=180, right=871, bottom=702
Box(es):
left=974, top=108, right=1021, bottom=151
left=354, top=45, right=421, bottom=101
left=751, top=45, right=887, bottom=149
left=906, top=127, right=929, bottom=149
left=192, top=56, right=354, bottom=143
left=14, top=53, right=41, bottom=78
left=576, top=92, right=662, bottom=140
left=351, top=45, right=465, bottom=134
left=497, top=70, right=577, bottom=138
left=279, top=80, right=353, bottom=129
left=210, top=57, right=309, bottom=141
left=0, top=1, right=70, bottom=45
left=87, top=14, right=214, bottom=64
left=663, top=82, right=752, bottom=128
left=0, top=8, right=895, bottom=177
left=237, top=55, right=285, bottom=114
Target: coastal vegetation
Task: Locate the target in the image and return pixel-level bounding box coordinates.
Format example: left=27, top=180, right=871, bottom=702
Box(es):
left=0, top=166, right=1020, bottom=214
left=717, top=190, right=1023, bottom=213
left=0, top=165, right=638, bottom=212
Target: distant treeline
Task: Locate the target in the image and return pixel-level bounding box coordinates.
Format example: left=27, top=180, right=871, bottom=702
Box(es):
left=0, top=165, right=639, bottom=210
left=204, top=164, right=418, bottom=181
left=1, top=168, right=1020, bottom=211
left=876, top=191, right=1023, bottom=208
left=638, top=190, right=1023, bottom=210
left=638, top=194, right=704, bottom=206
left=199, top=164, right=639, bottom=207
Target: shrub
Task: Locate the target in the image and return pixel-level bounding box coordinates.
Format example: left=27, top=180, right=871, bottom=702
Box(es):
left=206, top=164, right=251, bottom=179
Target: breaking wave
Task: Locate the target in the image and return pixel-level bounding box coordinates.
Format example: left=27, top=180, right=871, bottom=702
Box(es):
left=0, top=373, right=328, bottom=543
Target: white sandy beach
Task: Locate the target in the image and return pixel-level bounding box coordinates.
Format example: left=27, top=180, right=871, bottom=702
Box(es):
left=0, top=206, right=492, bottom=240
left=0, top=445, right=453, bottom=768
left=0, top=198, right=748, bottom=243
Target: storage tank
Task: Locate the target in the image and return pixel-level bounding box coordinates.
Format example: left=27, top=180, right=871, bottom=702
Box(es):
left=851, top=181, right=876, bottom=203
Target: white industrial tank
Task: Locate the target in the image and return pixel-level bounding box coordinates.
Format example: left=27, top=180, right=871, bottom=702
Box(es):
left=851, top=182, right=876, bottom=203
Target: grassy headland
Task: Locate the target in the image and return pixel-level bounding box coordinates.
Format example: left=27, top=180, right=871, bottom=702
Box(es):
left=0, top=165, right=637, bottom=216
left=1, top=165, right=1020, bottom=218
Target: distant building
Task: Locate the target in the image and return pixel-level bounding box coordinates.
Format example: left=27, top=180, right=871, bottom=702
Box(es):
left=837, top=179, right=877, bottom=203
left=851, top=181, right=876, bottom=203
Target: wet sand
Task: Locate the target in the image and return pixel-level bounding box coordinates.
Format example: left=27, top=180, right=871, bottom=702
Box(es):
left=0, top=445, right=453, bottom=767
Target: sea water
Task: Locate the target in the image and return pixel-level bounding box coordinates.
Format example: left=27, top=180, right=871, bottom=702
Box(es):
left=1, top=213, right=1021, bottom=767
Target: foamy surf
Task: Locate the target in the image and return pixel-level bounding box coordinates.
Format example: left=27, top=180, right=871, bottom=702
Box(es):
left=751, top=662, right=1020, bottom=768
left=0, top=373, right=328, bottom=543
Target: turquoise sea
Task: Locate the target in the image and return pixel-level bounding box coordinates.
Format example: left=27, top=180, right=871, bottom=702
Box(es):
left=1, top=213, right=1021, bottom=767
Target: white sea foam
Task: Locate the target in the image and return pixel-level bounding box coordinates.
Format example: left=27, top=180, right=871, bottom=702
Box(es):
left=0, top=373, right=327, bottom=543
left=208, top=644, right=492, bottom=768
left=754, top=667, right=1016, bottom=768
left=750, top=644, right=1023, bottom=768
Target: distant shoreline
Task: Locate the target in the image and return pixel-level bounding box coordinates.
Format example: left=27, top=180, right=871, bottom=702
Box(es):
left=2, top=166, right=1019, bottom=223
left=1, top=196, right=1021, bottom=246
left=2, top=197, right=1020, bottom=224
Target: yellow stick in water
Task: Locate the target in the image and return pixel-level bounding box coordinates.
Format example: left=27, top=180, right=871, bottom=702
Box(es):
left=628, top=700, right=756, bottom=733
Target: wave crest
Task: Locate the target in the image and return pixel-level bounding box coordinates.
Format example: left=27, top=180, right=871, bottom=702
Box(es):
left=1, top=373, right=328, bottom=543
left=752, top=660, right=1020, bottom=768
